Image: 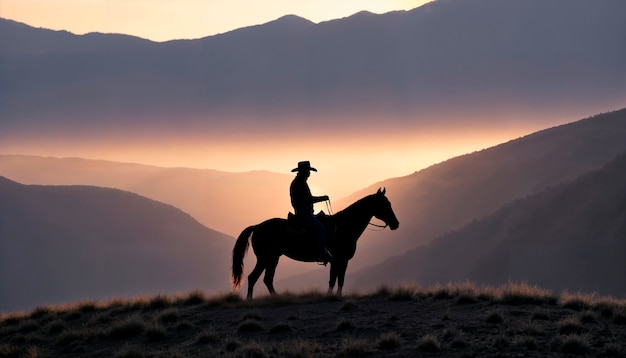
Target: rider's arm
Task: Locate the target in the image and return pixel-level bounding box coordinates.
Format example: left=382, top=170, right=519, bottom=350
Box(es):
left=312, top=195, right=329, bottom=203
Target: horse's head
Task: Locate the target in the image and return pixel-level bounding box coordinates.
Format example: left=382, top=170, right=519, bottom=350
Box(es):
left=373, top=188, right=399, bottom=230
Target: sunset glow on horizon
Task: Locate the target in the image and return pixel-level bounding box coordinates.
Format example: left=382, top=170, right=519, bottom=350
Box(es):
left=0, top=118, right=561, bottom=200
left=0, top=0, right=430, bottom=42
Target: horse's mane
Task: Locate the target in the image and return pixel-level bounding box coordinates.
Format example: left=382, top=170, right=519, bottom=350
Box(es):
left=334, top=193, right=378, bottom=217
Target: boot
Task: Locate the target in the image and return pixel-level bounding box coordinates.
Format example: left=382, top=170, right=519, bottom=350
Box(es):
left=317, top=249, right=333, bottom=266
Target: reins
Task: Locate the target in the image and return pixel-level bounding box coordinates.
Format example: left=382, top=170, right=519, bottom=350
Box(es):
left=326, top=198, right=389, bottom=231
left=325, top=199, right=334, bottom=215
left=367, top=220, right=388, bottom=231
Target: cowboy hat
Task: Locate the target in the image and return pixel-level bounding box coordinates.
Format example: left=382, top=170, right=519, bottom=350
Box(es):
left=291, top=161, right=317, bottom=172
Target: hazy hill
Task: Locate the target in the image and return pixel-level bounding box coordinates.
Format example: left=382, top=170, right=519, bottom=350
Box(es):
left=351, top=152, right=626, bottom=297
left=1, top=0, right=625, bottom=137
left=0, top=156, right=292, bottom=236
left=277, top=108, right=626, bottom=290
left=0, top=177, right=234, bottom=312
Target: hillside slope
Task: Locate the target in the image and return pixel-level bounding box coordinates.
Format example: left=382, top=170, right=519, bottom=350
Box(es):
left=0, top=156, right=292, bottom=236
left=351, top=153, right=626, bottom=296
left=339, top=107, right=626, bottom=270
left=0, top=177, right=234, bottom=312
left=276, top=107, right=626, bottom=291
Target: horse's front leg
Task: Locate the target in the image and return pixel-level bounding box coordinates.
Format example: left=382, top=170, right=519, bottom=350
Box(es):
left=335, top=260, right=349, bottom=297
left=328, top=261, right=339, bottom=295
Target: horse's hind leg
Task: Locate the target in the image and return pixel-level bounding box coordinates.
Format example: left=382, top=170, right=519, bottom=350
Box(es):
left=262, top=256, right=280, bottom=296
left=247, top=260, right=265, bottom=300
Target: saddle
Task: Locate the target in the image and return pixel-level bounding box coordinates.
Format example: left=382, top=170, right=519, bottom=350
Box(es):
left=286, top=211, right=332, bottom=235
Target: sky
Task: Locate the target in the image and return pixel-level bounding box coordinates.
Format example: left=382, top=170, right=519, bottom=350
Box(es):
left=0, top=0, right=429, bottom=42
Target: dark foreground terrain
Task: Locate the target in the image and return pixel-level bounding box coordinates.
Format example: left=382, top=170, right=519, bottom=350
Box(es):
left=1, top=283, right=626, bottom=357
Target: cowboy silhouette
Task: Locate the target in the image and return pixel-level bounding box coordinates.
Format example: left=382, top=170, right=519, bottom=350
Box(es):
left=289, top=161, right=332, bottom=265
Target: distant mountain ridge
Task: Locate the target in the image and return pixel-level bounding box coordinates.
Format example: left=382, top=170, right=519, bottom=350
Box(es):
left=277, top=107, right=626, bottom=290
left=0, top=156, right=293, bottom=236
left=1, top=0, right=625, bottom=136
left=0, top=177, right=234, bottom=312
left=350, top=151, right=626, bottom=297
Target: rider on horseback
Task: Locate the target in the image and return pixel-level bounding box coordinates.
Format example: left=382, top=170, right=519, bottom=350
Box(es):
left=290, top=161, right=333, bottom=265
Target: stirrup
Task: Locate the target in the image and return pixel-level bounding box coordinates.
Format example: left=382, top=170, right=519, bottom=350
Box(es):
left=317, top=250, right=332, bottom=266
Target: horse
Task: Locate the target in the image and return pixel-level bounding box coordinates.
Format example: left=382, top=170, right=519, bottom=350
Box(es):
left=231, top=188, right=399, bottom=299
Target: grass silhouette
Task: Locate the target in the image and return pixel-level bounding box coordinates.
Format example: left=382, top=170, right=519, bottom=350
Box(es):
left=1, top=282, right=625, bottom=357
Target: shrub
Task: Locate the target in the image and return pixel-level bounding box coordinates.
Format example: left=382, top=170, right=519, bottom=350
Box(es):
left=513, top=335, right=537, bottom=350
left=196, top=328, right=219, bottom=344
left=47, top=320, right=67, bottom=335
left=559, top=334, right=590, bottom=355
left=145, top=324, right=166, bottom=341
left=113, top=344, right=145, bottom=358
left=29, top=306, right=53, bottom=320
left=78, top=300, right=98, bottom=313
left=0, top=344, right=19, bottom=358
left=146, top=295, right=171, bottom=310
left=18, top=320, right=40, bottom=334
left=485, top=311, right=504, bottom=324
left=558, top=317, right=582, bottom=334
left=270, top=323, right=291, bottom=333
left=240, top=310, right=262, bottom=322
left=225, top=337, right=242, bottom=351
left=500, top=282, right=557, bottom=305
left=238, top=320, right=263, bottom=333
left=530, top=309, right=550, bottom=321
left=176, top=290, right=206, bottom=306
left=56, top=330, right=85, bottom=347
left=336, top=319, right=354, bottom=331
left=377, top=332, right=401, bottom=349
left=108, top=317, right=145, bottom=340
left=389, top=284, right=417, bottom=301
left=613, top=307, right=626, bottom=324
left=241, top=342, right=268, bottom=358
left=340, top=336, right=371, bottom=356
left=340, top=300, right=357, bottom=311
left=561, top=292, right=594, bottom=311
left=518, top=321, right=544, bottom=336
left=579, top=310, right=596, bottom=324
left=175, top=321, right=194, bottom=331
left=417, top=334, right=440, bottom=352
left=156, top=308, right=179, bottom=324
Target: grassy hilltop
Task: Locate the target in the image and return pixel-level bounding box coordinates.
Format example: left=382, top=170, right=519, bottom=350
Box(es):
left=1, top=282, right=626, bottom=357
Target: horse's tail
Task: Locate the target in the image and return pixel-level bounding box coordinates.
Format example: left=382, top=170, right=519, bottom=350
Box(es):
left=231, top=225, right=255, bottom=291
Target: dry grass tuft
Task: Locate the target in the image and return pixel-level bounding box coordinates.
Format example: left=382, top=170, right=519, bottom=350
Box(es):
left=499, top=282, right=557, bottom=305
left=377, top=332, right=401, bottom=349
left=238, top=320, right=263, bottom=333
left=340, top=336, right=371, bottom=357
left=108, top=316, right=145, bottom=340
left=558, top=334, right=590, bottom=355
left=417, top=334, right=440, bottom=352
left=335, top=318, right=355, bottom=331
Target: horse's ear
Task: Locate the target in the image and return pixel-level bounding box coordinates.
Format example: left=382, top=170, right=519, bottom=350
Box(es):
left=377, top=187, right=382, bottom=194
left=382, top=187, right=386, bottom=195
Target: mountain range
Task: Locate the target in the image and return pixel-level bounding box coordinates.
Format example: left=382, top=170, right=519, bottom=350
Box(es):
left=0, top=156, right=292, bottom=236
left=1, top=0, right=625, bottom=139
left=0, top=178, right=233, bottom=312
left=278, top=107, right=626, bottom=292
left=351, top=151, right=626, bottom=297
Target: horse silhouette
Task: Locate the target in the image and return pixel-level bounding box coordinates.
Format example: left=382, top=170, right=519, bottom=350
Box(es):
left=231, top=188, right=399, bottom=299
